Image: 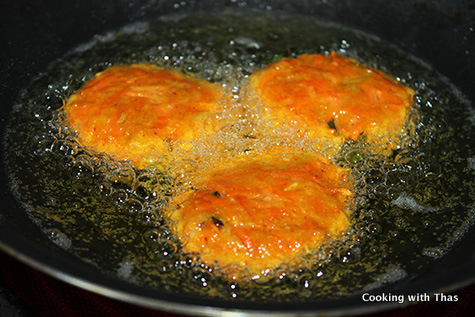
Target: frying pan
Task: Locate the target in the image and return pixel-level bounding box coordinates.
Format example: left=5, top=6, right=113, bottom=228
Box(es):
left=1, top=0, right=474, bottom=315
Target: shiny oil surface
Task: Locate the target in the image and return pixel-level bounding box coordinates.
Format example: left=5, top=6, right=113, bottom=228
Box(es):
left=4, top=11, right=475, bottom=301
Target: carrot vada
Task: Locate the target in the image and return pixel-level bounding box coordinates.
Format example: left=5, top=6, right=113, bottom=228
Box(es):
left=166, top=154, right=353, bottom=278
left=249, top=52, right=415, bottom=151
left=62, top=64, right=227, bottom=169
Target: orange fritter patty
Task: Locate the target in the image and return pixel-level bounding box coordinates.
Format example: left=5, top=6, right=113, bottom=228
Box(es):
left=63, top=64, right=226, bottom=169
left=166, top=154, right=353, bottom=277
left=249, top=52, right=415, bottom=149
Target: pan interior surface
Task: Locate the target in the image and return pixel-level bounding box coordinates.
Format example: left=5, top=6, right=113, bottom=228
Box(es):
left=1, top=4, right=475, bottom=314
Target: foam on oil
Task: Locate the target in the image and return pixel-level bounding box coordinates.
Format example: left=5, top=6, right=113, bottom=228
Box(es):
left=4, top=11, right=475, bottom=301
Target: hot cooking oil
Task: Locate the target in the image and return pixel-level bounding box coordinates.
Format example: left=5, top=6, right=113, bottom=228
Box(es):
left=4, top=11, right=475, bottom=301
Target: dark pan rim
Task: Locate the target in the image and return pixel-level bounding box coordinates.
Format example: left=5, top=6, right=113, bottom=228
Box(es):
left=1, top=1, right=474, bottom=315
left=1, top=224, right=475, bottom=316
